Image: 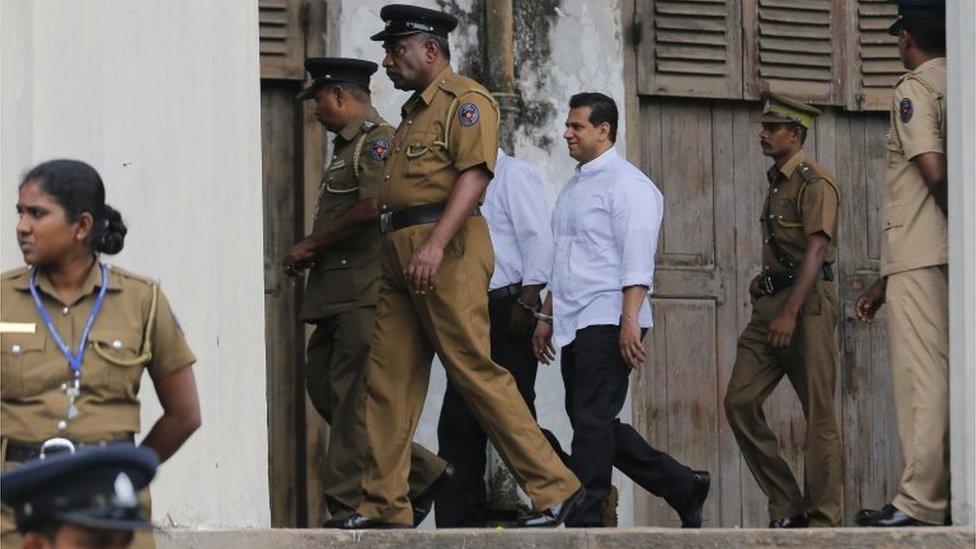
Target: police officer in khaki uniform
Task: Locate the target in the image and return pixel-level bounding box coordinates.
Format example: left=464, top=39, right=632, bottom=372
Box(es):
left=334, top=4, right=581, bottom=529
left=855, top=0, right=948, bottom=528
left=2, top=159, right=202, bottom=548
left=284, top=57, right=449, bottom=526
left=724, top=93, right=842, bottom=528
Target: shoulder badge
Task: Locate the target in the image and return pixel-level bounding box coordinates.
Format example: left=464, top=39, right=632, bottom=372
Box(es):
left=368, top=138, right=390, bottom=162
left=899, top=97, right=914, bottom=123
left=458, top=102, right=480, bottom=127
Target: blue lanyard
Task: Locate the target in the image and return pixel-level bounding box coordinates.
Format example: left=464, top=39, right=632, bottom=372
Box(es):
left=28, top=262, right=109, bottom=382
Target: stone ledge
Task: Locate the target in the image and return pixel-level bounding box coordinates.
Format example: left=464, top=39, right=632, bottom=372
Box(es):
left=155, top=526, right=975, bottom=549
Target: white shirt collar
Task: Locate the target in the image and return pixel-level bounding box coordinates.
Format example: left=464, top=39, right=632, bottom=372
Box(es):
left=576, top=146, right=618, bottom=177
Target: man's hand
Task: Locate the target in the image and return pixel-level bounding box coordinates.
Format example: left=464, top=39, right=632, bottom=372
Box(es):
left=619, top=316, right=646, bottom=371
left=855, top=277, right=888, bottom=322
left=282, top=239, right=316, bottom=277
left=406, top=238, right=445, bottom=295
left=532, top=321, right=555, bottom=364
left=749, top=274, right=764, bottom=301
left=768, top=310, right=798, bottom=348
left=510, top=301, right=536, bottom=335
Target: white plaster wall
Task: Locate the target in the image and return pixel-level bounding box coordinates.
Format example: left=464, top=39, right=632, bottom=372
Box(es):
left=0, top=0, right=270, bottom=528
left=946, top=0, right=976, bottom=527
left=330, top=0, right=635, bottom=527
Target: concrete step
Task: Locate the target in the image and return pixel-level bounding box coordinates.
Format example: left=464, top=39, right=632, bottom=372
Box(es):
left=155, top=527, right=975, bottom=548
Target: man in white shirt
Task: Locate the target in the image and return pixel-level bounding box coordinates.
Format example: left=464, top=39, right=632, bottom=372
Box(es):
left=435, top=148, right=566, bottom=527
left=532, top=93, right=710, bottom=527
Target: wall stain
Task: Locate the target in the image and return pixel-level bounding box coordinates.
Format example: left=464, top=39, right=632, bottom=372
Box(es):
left=513, top=0, right=561, bottom=147
left=437, top=0, right=488, bottom=85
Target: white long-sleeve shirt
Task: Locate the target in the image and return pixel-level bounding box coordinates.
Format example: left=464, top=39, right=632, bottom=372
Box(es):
left=483, top=149, right=554, bottom=291
left=550, top=146, right=664, bottom=347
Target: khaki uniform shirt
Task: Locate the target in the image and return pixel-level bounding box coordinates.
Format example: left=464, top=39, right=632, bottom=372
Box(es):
left=377, top=66, right=500, bottom=213
left=1, top=264, right=196, bottom=443
left=300, top=108, right=393, bottom=321
left=761, top=149, right=840, bottom=277
left=881, top=57, right=947, bottom=276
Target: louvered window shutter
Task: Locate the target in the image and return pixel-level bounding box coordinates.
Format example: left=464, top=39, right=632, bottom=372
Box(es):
left=853, top=0, right=902, bottom=110
left=636, top=0, right=743, bottom=99
left=259, top=0, right=306, bottom=80
left=744, top=0, right=845, bottom=105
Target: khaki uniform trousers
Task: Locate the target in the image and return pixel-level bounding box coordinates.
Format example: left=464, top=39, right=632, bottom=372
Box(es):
left=356, top=217, right=581, bottom=525
left=886, top=265, right=949, bottom=525
left=725, top=280, right=842, bottom=526
left=1, top=441, right=155, bottom=549
left=305, top=306, right=446, bottom=517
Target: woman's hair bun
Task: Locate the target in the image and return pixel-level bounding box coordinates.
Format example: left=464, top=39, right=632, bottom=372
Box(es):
left=93, top=203, right=127, bottom=255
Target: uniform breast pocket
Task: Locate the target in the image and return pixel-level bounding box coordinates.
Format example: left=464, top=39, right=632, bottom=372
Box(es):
left=315, top=255, right=366, bottom=304
left=324, top=162, right=359, bottom=195
left=403, top=129, right=441, bottom=177
left=1, top=333, right=47, bottom=398
left=884, top=203, right=905, bottom=230
left=87, top=329, right=146, bottom=395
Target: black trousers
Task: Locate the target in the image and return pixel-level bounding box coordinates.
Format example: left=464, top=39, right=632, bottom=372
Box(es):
left=435, top=292, right=566, bottom=527
left=562, top=324, right=695, bottom=526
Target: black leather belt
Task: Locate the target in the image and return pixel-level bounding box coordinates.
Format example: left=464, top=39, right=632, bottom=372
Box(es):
left=3, top=436, right=135, bottom=463
left=488, top=282, right=521, bottom=301
left=379, top=203, right=481, bottom=235
left=759, top=264, right=834, bottom=296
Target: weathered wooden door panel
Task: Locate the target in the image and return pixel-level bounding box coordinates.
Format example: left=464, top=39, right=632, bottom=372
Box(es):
left=632, top=96, right=898, bottom=527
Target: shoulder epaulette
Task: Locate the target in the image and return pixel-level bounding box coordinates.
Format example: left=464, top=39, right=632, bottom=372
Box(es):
left=1, top=266, right=28, bottom=280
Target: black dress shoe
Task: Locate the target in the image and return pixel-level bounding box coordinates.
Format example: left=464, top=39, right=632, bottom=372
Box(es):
left=855, top=504, right=935, bottom=527
left=769, top=512, right=810, bottom=528
left=675, top=470, right=711, bottom=528
left=411, top=463, right=455, bottom=526
left=516, top=488, right=586, bottom=528
left=332, top=512, right=410, bottom=529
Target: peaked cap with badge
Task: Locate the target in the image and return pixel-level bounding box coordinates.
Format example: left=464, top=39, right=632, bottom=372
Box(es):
left=760, top=91, right=821, bottom=130
left=297, top=57, right=379, bottom=100
left=887, top=0, right=945, bottom=35
left=1, top=445, right=158, bottom=534
left=370, top=4, right=459, bottom=41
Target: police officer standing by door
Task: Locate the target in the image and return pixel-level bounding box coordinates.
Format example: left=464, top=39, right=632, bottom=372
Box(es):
left=724, top=93, right=842, bottom=528
left=334, top=4, right=582, bottom=529
left=854, top=0, right=948, bottom=528
left=285, top=57, right=449, bottom=526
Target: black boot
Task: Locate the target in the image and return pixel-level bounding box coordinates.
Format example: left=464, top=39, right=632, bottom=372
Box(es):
left=516, top=488, right=586, bottom=528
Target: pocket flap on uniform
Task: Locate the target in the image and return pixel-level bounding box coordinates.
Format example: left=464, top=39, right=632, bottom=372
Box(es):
left=1, top=332, right=46, bottom=353
left=88, top=329, right=142, bottom=360
left=885, top=203, right=905, bottom=229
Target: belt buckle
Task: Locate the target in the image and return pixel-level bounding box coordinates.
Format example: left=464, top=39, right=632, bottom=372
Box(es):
left=379, top=212, right=393, bottom=234
left=760, top=274, right=775, bottom=296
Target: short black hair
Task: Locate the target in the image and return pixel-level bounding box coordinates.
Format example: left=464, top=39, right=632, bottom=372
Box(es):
left=569, top=92, right=618, bottom=142
left=20, top=159, right=127, bottom=255
left=420, top=32, right=451, bottom=61
left=903, top=17, right=946, bottom=53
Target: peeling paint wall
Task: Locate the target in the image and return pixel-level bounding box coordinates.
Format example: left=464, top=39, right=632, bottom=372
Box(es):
left=330, top=0, right=634, bottom=526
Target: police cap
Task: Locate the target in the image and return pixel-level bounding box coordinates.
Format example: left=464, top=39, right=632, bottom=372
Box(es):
left=296, top=57, right=378, bottom=101
left=0, top=445, right=158, bottom=534
left=370, top=4, right=459, bottom=42
left=887, top=0, right=945, bottom=35
left=760, top=91, right=821, bottom=130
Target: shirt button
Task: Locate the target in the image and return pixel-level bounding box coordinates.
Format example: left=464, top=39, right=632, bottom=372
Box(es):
left=772, top=188, right=778, bottom=193
left=57, top=420, right=67, bottom=430
left=11, top=344, right=21, bottom=354
left=60, top=383, right=68, bottom=391
left=381, top=204, right=388, bottom=211
left=340, top=260, right=347, bottom=265
left=406, top=120, right=413, bottom=125
left=385, top=175, right=390, bottom=180
left=61, top=307, right=69, bottom=315
left=768, top=214, right=774, bottom=219
left=112, top=340, right=123, bottom=349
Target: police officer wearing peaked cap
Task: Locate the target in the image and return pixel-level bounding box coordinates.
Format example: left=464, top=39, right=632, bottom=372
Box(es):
left=285, top=56, right=451, bottom=527
left=725, top=91, right=843, bottom=528
left=855, top=0, right=949, bottom=528
left=0, top=444, right=158, bottom=549
left=333, top=3, right=583, bottom=529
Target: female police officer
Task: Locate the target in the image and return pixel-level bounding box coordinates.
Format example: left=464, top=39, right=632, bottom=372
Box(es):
left=1, top=159, right=201, bottom=545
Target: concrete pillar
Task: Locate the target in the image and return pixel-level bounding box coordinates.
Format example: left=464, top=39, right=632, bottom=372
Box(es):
left=946, top=0, right=975, bottom=527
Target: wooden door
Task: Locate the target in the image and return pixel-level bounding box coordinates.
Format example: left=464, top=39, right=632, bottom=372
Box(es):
left=630, top=97, right=901, bottom=527
left=258, top=0, right=329, bottom=527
